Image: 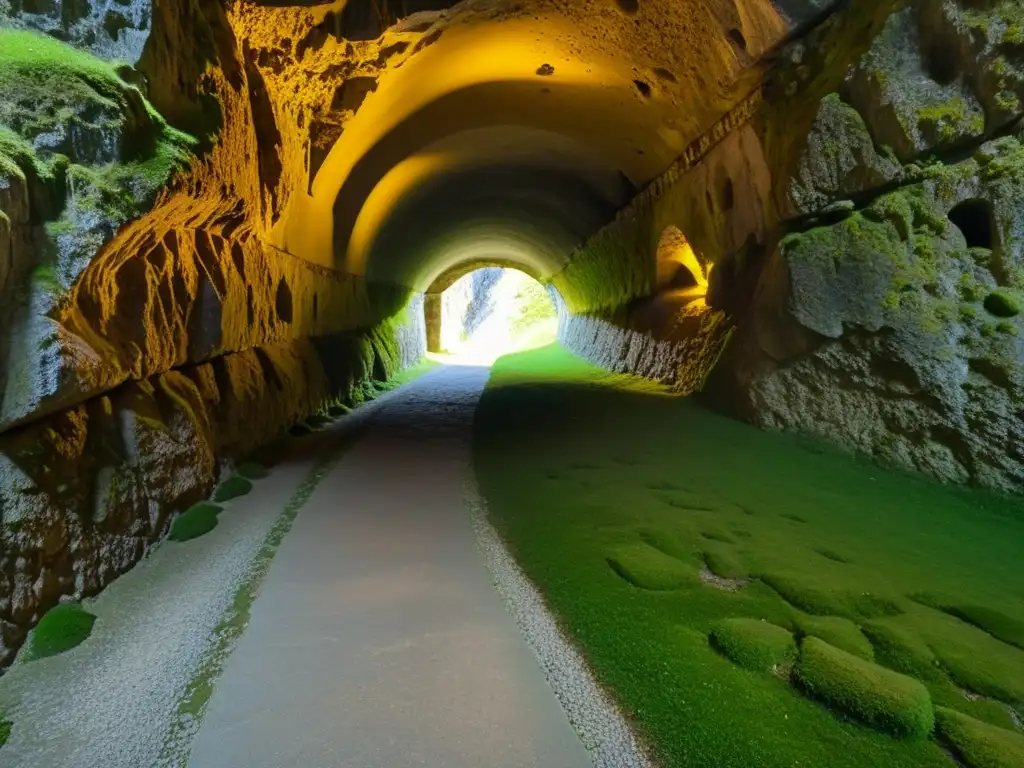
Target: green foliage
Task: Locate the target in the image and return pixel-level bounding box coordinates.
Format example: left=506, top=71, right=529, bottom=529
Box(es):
left=213, top=476, right=253, bottom=503
left=762, top=574, right=902, bottom=621
left=911, top=595, right=1024, bottom=650
left=935, top=707, right=1024, bottom=768
left=28, top=603, right=96, bottom=660
left=710, top=618, right=797, bottom=672
left=983, top=290, right=1021, bottom=318
left=169, top=502, right=221, bottom=541
left=327, top=403, right=351, bottom=418
left=0, top=715, right=10, bottom=746
left=234, top=462, right=268, bottom=481
left=607, top=542, right=694, bottom=590
left=796, top=638, right=934, bottom=738
left=474, top=344, right=1023, bottom=767
left=795, top=614, right=874, bottom=660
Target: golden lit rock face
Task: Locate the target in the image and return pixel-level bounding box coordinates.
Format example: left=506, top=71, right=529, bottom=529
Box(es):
left=173, top=0, right=791, bottom=288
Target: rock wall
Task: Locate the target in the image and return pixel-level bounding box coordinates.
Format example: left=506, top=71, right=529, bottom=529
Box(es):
left=0, top=312, right=423, bottom=666
left=0, top=0, right=152, bottom=63
left=555, top=0, right=1024, bottom=491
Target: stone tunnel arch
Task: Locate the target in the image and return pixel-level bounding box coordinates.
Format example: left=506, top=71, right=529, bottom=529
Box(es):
left=423, top=260, right=557, bottom=353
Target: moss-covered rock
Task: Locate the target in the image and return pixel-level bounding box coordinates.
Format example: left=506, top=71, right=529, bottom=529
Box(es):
left=844, top=7, right=986, bottom=162
left=0, top=713, right=11, bottom=746
left=936, top=707, right=1024, bottom=768
left=796, top=637, right=935, bottom=738
left=794, top=614, right=874, bottom=661
left=0, top=30, right=195, bottom=292
left=787, top=93, right=903, bottom=217
left=710, top=618, right=797, bottom=673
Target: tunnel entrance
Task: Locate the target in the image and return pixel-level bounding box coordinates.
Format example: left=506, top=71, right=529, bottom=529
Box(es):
left=424, top=267, right=557, bottom=362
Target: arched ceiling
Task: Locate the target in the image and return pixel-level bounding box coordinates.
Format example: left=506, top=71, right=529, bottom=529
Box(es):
left=269, top=0, right=793, bottom=292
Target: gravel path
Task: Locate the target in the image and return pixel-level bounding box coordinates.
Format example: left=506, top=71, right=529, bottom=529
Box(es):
left=464, top=476, right=657, bottom=768
left=0, top=388, right=403, bottom=768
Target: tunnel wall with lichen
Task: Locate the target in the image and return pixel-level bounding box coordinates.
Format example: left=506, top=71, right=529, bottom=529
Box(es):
left=550, top=0, right=1024, bottom=492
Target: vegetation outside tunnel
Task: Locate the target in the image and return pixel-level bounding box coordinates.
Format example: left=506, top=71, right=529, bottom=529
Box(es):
left=473, top=344, right=1024, bottom=768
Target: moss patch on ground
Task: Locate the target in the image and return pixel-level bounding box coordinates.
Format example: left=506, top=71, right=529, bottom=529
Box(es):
left=473, top=344, right=1024, bottom=768
left=795, top=614, right=874, bottom=660
left=213, top=476, right=253, bottom=503
left=936, top=707, right=1024, bottom=768
left=797, top=637, right=934, bottom=738
left=710, top=618, right=797, bottom=673
left=169, top=502, right=221, bottom=542
left=234, top=462, right=268, bottom=481
left=27, top=603, right=96, bottom=660
left=0, top=715, right=11, bottom=746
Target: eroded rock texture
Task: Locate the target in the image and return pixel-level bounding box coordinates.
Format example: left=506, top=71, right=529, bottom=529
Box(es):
left=707, top=0, right=1024, bottom=491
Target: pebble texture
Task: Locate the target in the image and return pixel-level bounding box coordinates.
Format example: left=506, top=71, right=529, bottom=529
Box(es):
left=464, top=477, right=657, bottom=768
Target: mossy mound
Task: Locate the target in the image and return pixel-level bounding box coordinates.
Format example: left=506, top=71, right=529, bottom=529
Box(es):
left=710, top=618, right=797, bottom=673
left=28, top=603, right=96, bottom=660
left=983, top=290, right=1021, bottom=318
left=795, top=614, right=874, bottom=661
left=0, top=715, right=11, bottom=746
left=703, top=544, right=746, bottom=580
left=913, top=596, right=1024, bottom=651
left=234, top=462, right=268, bottom=481
left=327, top=403, right=351, bottom=418
left=169, top=502, right=221, bottom=542
left=796, top=637, right=934, bottom=738
left=607, top=542, right=694, bottom=591
left=213, top=476, right=253, bottom=503
left=936, top=707, right=1024, bottom=768
left=862, top=620, right=942, bottom=681
left=763, top=575, right=902, bottom=620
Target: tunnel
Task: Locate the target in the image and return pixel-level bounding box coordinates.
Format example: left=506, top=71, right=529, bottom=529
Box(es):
left=1, top=0, right=1023, bottom=765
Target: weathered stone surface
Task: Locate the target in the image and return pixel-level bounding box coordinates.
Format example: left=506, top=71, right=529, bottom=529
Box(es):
left=843, top=7, right=987, bottom=162
left=714, top=136, right=1024, bottom=491
left=0, top=0, right=153, bottom=63
left=786, top=93, right=903, bottom=217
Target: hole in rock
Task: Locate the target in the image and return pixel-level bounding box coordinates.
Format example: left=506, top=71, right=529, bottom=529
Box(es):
left=275, top=278, right=293, bottom=324
left=615, top=0, right=640, bottom=15
left=654, top=67, right=677, bottom=83
left=722, top=179, right=735, bottom=211
left=633, top=79, right=652, bottom=98
left=948, top=199, right=995, bottom=250
left=924, top=41, right=959, bottom=86
left=536, top=63, right=555, bottom=76
left=727, top=28, right=747, bottom=52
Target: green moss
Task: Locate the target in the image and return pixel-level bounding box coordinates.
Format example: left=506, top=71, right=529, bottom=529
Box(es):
left=607, top=542, right=695, bottom=591
left=710, top=618, right=797, bottom=673
left=0, top=715, right=9, bottom=747
left=703, top=544, right=747, bottom=579
left=862, top=620, right=942, bottom=681
left=762, top=575, right=901, bottom=621
left=0, top=29, right=195, bottom=236
left=796, top=638, right=934, bottom=738
left=936, top=707, right=1024, bottom=768
left=213, top=476, right=253, bottom=503
left=795, top=615, right=874, bottom=660
left=169, top=502, right=221, bottom=541
left=995, top=320, right=1018, bottom=335
left=234, top=462, right=268, bottom=481
left=28, top=603, right=97, bottom=660
left=983, top=290, right=1021, bottom=318
left=912, top=596, right=1024, bottom=651
left=917, top=98, right=976, bottom=143
left=327, top=403, right=351, bottom=418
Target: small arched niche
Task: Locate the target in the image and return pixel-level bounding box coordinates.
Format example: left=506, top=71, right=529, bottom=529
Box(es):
left=655, top=225, right=708, bottom=294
